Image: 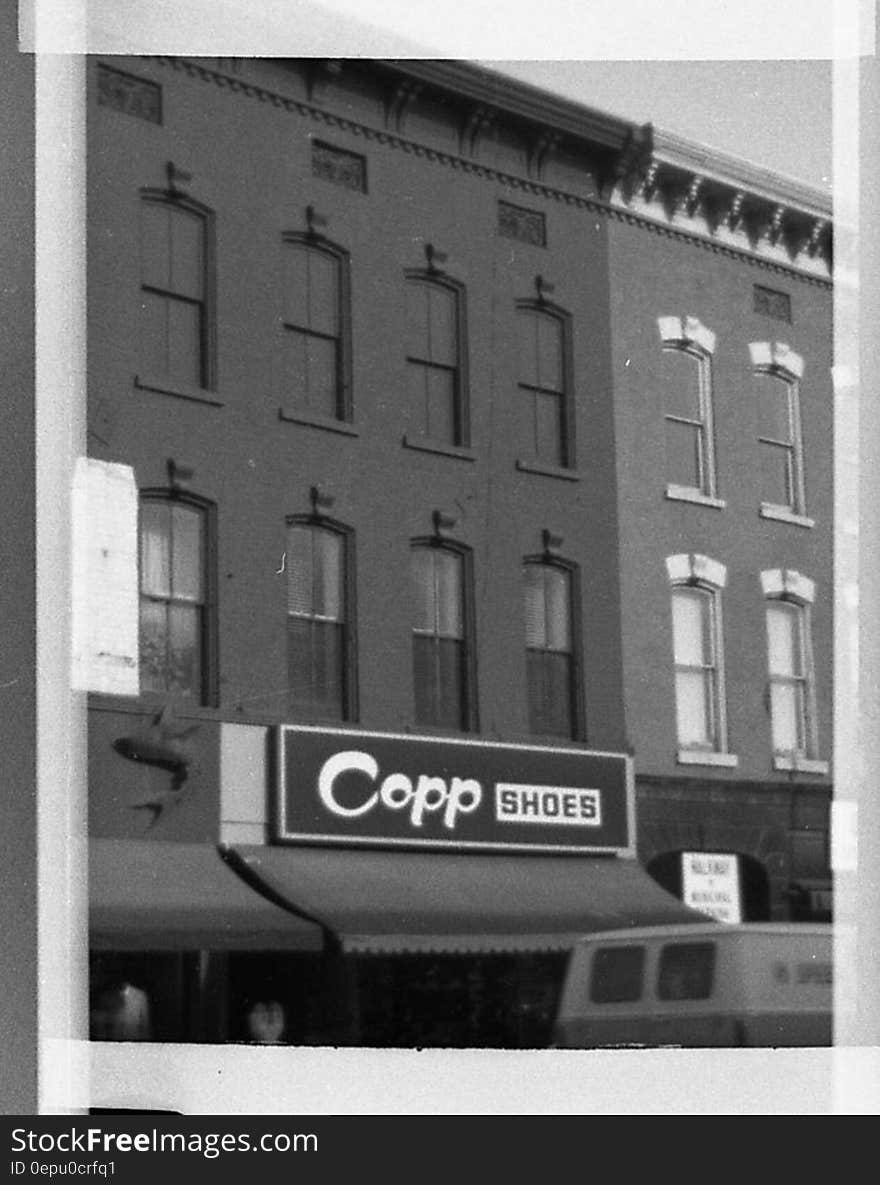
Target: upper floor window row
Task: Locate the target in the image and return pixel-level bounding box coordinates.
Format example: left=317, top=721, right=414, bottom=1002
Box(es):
left=658, top=319, right=813, bottom=525
left=664, top=554, right=827, bottom=773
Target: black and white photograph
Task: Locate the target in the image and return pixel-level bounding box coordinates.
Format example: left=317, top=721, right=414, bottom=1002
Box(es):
left=3, top=0, right=880, bottom=1120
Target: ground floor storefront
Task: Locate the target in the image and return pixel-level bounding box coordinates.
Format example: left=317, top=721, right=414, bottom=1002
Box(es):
left=636, top=778, right=833, bottom=924
left=88, top=835, right=703, bottom=1048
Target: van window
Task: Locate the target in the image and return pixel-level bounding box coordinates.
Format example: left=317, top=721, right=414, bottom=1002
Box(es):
left=589, top=946, right=645, bottom=1003
left=657, top=942, right=715, bottom=1000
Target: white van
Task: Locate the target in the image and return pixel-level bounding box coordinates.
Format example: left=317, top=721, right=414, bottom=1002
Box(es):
left=553, top=922, right=832, bottom=1048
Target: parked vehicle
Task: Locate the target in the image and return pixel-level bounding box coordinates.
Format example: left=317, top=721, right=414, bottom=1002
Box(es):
left=553, top=922, right=832, bottom=1048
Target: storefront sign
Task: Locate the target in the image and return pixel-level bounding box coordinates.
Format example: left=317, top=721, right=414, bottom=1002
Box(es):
left=276, top=726, right=633, bottom=854
left=681, top=851, right=742, bottom=923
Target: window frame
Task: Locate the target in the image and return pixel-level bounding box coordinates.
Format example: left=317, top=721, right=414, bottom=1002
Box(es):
left=666, top=553, right=736, bottom=767
left=281, top=232, right=353, bottom=423
left=137, top=489, right=218, bottom=707
left=404, top=270, right=470, bottom=449
left=750, top=342, right=808, bottom=521
left=515, top=299, right=576, bottom=470
left=138, top=189, right=216, bottom=395
left=760, top=568, right=823, bottom=772
left=657, top=316, right=719, bottom=503
left=522, top=554, right=584, bottom=740
left=409, top=537, right=478, bottom=733
left=285, top=514, right=358, bottom=724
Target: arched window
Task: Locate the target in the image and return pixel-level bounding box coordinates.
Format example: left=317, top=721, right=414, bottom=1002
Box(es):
left=523, top=558, right=581, bottom=738
left=139, top=492, right=215, bottom=703
left=139, top=191, right=214, bottom=391
left=750, top=343, right=808, bottom=522
left=666, top=554, right=735, bottom=765
left=516, top=302, right=575, bottom=469
left=657, top=317, right=719, bottom=503
left=286, top=519, right=355, bottom=721
left=760, top=569, right=824, bottom=771
left=410, top=541, right=475, bottom=731
left=405, top=273, right=468, bottom=446
left=281, top=235, right=352, bottom=421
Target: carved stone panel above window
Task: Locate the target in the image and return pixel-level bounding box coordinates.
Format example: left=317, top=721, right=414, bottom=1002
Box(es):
left=754, top=285, right=792, bottom=323
left=498, top=200, right=547, bottom=247
left=97, top=64, right=162, bottom=125
left=311, top=140, right=368, bottom=194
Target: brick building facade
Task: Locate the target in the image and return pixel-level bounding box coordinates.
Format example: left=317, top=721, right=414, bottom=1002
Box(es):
left=85, top=55, right=833, bottom=1047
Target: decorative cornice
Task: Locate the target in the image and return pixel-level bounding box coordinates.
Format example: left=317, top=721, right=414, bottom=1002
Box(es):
left=146, top=56, right=833, bottom=287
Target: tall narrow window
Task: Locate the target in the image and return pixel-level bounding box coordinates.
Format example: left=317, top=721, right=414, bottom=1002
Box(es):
left=666, top=554, right=734, bottom=764
left=405, top=275, right=468, bottom=446
left=657, top=317, right=718, bottom=502
left=287, top=522, right=353, bottom=720
left=411, top=543, right=474, bottom=730
left=139, top=194, right=212, bottom=390
left=282, top=237, right=351, bottom=421
left=139, top=494, right=212, bottom=702
left=750, top=343, right=807, bottom=520
left=523, top=560, right=579, bottom=737
left=760, top=569, right=823, bottom=770
left=517, top=304, right=574, bottom=468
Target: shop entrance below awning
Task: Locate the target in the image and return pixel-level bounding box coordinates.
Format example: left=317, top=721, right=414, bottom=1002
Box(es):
left=90, top=839, right=323, bottom=951
left=223, top=844, right=707, bottom=955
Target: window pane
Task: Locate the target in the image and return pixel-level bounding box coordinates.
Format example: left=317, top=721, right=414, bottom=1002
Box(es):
left=767, top=604, right=799, bottom=676
left=657, top=943, right=715, bottom=1001
left=313, top=530, right=342, bottom=621
left=288, top=617, right=345, bottom=716
left=675, top=670, right=712, bottom=746
left=140, top=501, right=170, bottom=597
left=287, top=617, right=313, bottom=707
left=308, top=620, right=345, bottom=717
left=407, top=361, right=429, bottom=430
left=171, top=504, right=203, bottom=602
left=665, top=417, right=701, bottom=489
left=411, top=547, right=435, bottom=633
left=523, top=565, right=546, bottom=648
left=412, top=634, right=435, bottom=723
left=287, top=526, right=314, bottom=616
left=140, top=291, right=169, bottom=378
left=170, top=209, right=203, bottom=301
left=435, top=636, right=465, bottom=729
left=427, top=285, right=456, bottom=366
left=425, top=367, right=455, bottom=443
left=304, top=334, right=338, bottom=417
left=306, top=250, right=338, bottom=337
left=434, top=550, right=462, bottom=638
left=283, top=328, right=308, bottom=405
left=528, top=650, right=571, bottom=737
left=590, top=946, right=645, bottom=1004
left=406, top=282, right=429, bottom=359
left=770, top=682, right=804, bottom=752
left=544, top=568, right=571, bottom=651
left=167, top=603, right=200, bottom=696
left=672, top=590, right=708, bottom=665
left=534, top=392, right=564, bottom=466
left=167, top=299, right=202, bottom=388
left=758, top=440, right=792, bottom=508
left=756, top=374, right=791, bottom=443
left=139, top=598, right=168, bottom=692
left=662, top=349, right=702, bottom=420
left=536, top=314, right=562, bottom=392
left=518, top=310, right=539, bottom=387
left=283, top=244, right=309, bottom=328
left=141, top=201, right=170, bottom=290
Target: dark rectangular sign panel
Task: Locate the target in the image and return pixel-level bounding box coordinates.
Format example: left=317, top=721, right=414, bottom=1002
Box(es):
left=276, top=726, right=634, bottom=855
